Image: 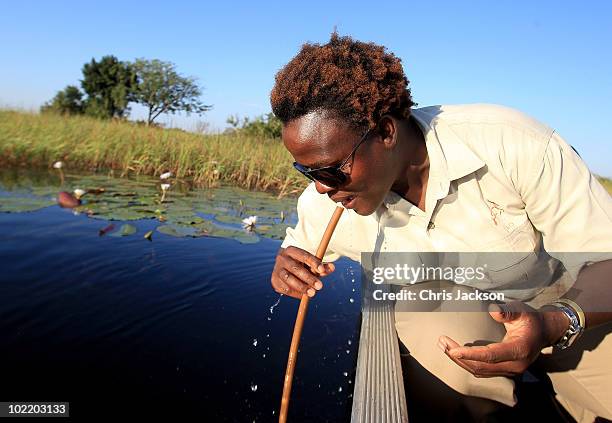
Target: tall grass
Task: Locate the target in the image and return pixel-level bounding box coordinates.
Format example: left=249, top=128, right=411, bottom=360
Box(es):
left=1, top=110, right=611, bottom=196
left=0, top=110, right=308, bottom=197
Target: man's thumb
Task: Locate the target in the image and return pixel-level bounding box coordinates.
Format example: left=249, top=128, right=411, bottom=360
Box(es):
left=488, top=302, right=520, bottom=323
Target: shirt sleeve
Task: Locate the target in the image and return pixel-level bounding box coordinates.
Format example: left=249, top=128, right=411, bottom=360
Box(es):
left=517, top=130, right=612, bottom=280
left=280, top=184, right=342, bottom=263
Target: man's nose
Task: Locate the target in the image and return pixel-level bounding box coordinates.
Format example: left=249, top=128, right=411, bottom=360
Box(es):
left=314, top=180, right=335, bottom=194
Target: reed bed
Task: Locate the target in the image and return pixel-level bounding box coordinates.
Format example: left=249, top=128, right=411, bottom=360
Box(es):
left=1, top=110, right=611, bottom=196
left=0, top=110, right=308, bottom=197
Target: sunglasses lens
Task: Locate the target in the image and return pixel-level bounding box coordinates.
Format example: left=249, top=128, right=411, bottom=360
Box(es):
left=293, top=162, right=346, bottom=187
left=309, top=168, right=346, bottom=187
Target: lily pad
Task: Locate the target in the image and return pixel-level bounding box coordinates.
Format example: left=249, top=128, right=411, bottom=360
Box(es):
left=0, top=196, right=56, bottom=213
left=109, top=223, right=137, bottom=237
left=0, top=170, right=299, bottom=244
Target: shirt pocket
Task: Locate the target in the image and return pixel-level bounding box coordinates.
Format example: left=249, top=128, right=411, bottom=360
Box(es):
left=473, top=205, right=541, bottom=292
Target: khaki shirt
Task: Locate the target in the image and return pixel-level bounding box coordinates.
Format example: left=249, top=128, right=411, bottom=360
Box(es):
left=280, top=104, right=612, bottom=302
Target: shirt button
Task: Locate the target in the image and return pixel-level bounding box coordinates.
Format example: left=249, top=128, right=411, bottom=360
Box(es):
left=427, top=221, right=435, bottom=230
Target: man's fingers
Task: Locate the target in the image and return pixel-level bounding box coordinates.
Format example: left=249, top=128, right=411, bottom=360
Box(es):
left=284, top=247, right=325, bottom=274
left=272, top=274, right=307, bottom=299
left=272, top=247, right=336, bottom=299
left=438, top=335, right=461, bottom=350
left=439, top=335, right=527, bottom=377
left=455, top=358, right=522, bottom=377
left=446, top=341, right=523, bottom=363
left=283, top=247, right=335, bottom=276
left=284, top=270, right=319, bottom=298
left=445, top=350, right=478, bottom=375
left=322, top=262, right=335, bottom=274
left=284, top=286, right=305, bottom=299
left=285, top=261, right=324, bottom=290
left=438, top=336, right=476, bottom=373
left=442, top=345, right=520, bottom=377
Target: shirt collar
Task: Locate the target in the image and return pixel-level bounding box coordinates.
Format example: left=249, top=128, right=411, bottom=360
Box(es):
left=382, top=106, right=485, bottom=212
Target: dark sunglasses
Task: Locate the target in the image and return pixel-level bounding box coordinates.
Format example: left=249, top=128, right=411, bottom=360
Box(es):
left=293, top=128, right=372, bottom=187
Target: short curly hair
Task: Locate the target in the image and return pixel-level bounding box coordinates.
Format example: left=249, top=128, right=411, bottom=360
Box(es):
left=270, top=32, right=416, bottom=132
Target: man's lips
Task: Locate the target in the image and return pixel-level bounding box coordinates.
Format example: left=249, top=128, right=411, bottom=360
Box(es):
left=330, top=194, right=356, bottom=206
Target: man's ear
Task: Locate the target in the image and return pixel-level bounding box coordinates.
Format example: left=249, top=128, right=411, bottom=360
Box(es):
left=377, top=114, right=398, bottom=148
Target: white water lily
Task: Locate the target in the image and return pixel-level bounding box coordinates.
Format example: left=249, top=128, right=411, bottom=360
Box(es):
left=53, top=161, right=64, bottom=169
left=73, top=188, right=86, bottom=199
left=160, top=171, right=172, bottom=180
left=242, top=215, right=258, bottom=229
left=160, top=183, right=171, bottom=203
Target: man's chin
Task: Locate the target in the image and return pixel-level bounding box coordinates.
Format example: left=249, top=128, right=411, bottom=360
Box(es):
left=352, top=198, right=379, bottom=216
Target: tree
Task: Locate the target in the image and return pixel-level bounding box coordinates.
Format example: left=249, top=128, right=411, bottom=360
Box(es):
left=226, top=113, right=282, bottom=138
left=40, top=85, right=85, bottom=115
left=132, top=58, right=212, bottom=125
left=81, top=55, right=136, bottom=119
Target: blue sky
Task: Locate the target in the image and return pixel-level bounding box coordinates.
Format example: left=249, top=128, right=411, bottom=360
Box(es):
left=1, top=0, right=610, bottom=175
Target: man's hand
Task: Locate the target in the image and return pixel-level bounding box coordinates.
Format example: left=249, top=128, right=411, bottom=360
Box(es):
left=271, top=246, right=335, bottom=300
left=438, top=301, right=570, bottom=378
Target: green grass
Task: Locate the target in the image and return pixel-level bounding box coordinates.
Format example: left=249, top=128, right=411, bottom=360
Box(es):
left=0, top=110, right=308, bottom=197
left=598, top=176, right=612, bottom=194
left=1, top=109, right=610, bottom=197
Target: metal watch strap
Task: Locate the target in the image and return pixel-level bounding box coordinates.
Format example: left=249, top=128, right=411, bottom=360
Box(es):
left=554, top=298, right=586, bottom=328
left=549, top=302, right=584, bottom=350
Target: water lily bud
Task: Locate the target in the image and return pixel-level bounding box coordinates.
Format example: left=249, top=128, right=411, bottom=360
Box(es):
left=73, top=188, right=86, bottom=199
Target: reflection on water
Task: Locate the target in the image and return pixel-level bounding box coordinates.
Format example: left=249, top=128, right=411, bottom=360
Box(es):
left=0, top=168, right=361, bottom=421
left=0, top=167, right=298, bottom=243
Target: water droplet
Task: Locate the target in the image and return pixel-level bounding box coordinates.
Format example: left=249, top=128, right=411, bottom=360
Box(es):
left=348, top=339, right=352, bottom=345
left=269, top=295, right=282, bottom=314
left=266, top=334, right=270, bottom=338
left=262, top=354, right=266, bottom=358
left=176, top=366, right=180, bottom=372
left=349, top=298, right=354, bottom=303
left=346, top=350, right=350, bottom=354
left=338, top=387, right=343, bottom=392
left=267, top=317, right=271, bottom=321
left=343, top=372, right=348, bottom=377
left=252, top=339, right=258, bottom=347
left=251, top=383, right=258, bottom=392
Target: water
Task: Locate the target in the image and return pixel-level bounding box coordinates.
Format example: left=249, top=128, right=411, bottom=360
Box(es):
left=0, top=169, right=361, bottom=421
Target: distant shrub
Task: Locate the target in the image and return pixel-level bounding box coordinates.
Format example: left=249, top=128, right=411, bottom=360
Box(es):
left=40, top=85, right=85, bottom=116
left=226, top=113, right=282, bottom=139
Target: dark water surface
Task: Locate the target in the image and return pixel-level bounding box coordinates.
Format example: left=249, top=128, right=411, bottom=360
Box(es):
left=0, top=170, right=361, bottom=421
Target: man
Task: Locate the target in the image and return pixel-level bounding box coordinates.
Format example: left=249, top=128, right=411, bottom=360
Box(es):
left=269, top=32, right=612, bottom=422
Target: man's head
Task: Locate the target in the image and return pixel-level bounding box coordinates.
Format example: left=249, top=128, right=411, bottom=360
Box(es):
left=270, top=32, right=419, bottom=215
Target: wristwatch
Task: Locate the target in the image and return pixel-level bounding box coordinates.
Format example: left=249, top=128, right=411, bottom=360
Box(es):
left=547, top=300, right=585, bottom=350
